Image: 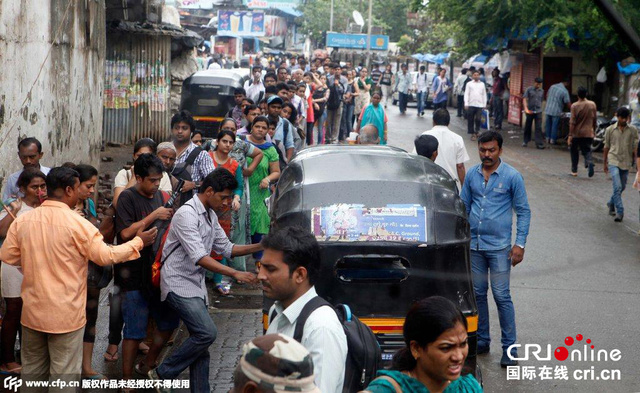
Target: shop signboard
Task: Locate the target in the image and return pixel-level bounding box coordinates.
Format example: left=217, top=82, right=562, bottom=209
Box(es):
left=326, top=32, right=389, bottom=51
left=244, top=0, right=300, bottom=8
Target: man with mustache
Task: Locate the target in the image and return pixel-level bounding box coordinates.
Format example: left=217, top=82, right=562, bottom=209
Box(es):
left=460, top=131, right=531, bottom=368
left=3, top=137, right=51, bottom=200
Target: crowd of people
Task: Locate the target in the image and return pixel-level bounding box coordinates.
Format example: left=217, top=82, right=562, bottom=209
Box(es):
left=0, top=53, right=638, bottom=393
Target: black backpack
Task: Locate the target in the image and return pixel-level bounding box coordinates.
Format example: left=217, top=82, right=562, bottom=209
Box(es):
left=327, top=83, right=343, bottom=110
left=274, top=120, right=290, bottom=171
left=271, top=296, right=381, bottom=392
left=171, top=146, right=202, bottom=205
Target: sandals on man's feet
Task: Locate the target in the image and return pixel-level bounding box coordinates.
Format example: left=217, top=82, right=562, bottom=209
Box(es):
left=103, top=349, right=119, bottom=362
left=216, top=284, right=230, bottom=296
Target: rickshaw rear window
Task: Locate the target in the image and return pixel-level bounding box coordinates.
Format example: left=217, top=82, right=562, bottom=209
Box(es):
left=335, top=255, right=410, bottom=283
left=197, top=99, right=220, bottom=107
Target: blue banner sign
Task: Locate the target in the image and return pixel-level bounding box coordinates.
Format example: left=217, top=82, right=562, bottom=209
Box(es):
left=326, top=32, right=389, bottom=51
left=312, top=204, right=427, bottom=242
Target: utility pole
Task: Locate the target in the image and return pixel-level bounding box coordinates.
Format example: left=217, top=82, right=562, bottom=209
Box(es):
left=330, top=0, right=334, bottom=32
left=365, top=0, right=373, bottom=69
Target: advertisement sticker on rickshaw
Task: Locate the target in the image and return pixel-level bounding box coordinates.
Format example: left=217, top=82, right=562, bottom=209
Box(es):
left=311, top=204, right=427, bottom=242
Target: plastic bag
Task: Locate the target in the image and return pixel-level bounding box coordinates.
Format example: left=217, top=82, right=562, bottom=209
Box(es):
left=596, top=67, right=607, bottom=83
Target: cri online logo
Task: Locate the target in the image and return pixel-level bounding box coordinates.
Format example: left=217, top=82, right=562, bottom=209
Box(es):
left=508, top=334, right=622, bottom=362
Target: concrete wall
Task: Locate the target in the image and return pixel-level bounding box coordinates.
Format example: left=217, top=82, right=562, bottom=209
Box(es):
left=0, top=0, right=106, bottom=186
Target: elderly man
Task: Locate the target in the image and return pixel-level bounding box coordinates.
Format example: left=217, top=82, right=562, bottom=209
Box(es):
left=357, top=124, right=381, bottom=145
left=232, top=334, right=320, bottom=393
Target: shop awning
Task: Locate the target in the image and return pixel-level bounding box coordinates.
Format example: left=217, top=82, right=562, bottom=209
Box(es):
left=277, top=7, right=302, bottom=18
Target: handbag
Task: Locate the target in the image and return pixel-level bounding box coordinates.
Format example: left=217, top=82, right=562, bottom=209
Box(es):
left=89, top=201, right=114, bottom=289
left=88, top=261, right=113, bottom=289
left=99, top=204, right=116, bottom=244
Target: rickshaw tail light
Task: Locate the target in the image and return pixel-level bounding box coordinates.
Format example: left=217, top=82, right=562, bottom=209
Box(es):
left=466, top=315, right=478, bottom=332
left=193, top=116, right=225, bottom=122
left=360, top=318, right=405, bottom=335
left=361, top=316, right=478, bottom=334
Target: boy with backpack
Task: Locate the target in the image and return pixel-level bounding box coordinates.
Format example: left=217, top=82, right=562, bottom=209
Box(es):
left=113, top=154, right=179, bottom=384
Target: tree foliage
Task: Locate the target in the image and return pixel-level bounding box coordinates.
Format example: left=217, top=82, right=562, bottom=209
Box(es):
left=412, top=0, right=640, bottom=60
left=298, top=0, right=413, bottom=47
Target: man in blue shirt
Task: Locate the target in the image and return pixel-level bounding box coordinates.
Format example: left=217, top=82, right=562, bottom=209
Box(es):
left=460, top=131, right=531, bottom=368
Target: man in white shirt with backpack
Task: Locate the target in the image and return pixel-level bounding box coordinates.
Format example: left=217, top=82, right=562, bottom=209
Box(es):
left=260, top=227, right=348, bottom=393
left=414, top=65, right=429, bottom=117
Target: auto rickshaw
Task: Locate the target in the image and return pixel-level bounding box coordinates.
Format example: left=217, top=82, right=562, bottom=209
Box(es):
left=180, top=68, right=250, bottom=138
left=266, top=145, right=481, bottom=380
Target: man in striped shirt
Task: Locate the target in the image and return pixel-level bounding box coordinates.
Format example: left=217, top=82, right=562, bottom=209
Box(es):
left=148, top=168, right=262, bottom=392
left=544, top=77, right=571, bottom=145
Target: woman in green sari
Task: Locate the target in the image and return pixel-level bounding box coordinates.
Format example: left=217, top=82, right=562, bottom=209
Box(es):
left=245, top=116, right=281, bottom=263
left=355, top=89, right=388, bottom=145
left=362, top=296, right=483, bottom=393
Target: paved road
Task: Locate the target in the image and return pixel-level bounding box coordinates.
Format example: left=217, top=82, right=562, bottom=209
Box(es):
left=385, top=103, right=640, bottom=393
left=89, top=106, right=639, bottom=392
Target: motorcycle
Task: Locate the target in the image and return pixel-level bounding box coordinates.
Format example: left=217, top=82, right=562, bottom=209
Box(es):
left=592, top=115, right=615, bottom=152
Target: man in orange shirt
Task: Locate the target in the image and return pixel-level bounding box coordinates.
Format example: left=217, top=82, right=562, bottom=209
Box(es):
left=0, top=167, right=156, bottom=386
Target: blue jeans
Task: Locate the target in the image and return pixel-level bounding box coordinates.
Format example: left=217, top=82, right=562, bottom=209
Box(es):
left=471, top=247, right=516, bottom=351
left=156, top=293, right=217, bottom=392
left=316, top=110, right=327, bottom=145
left=608, top=165, right=629, bottom=215
left=121, top=290, right=179, bottom=340
left=398, top=92, right=409, bottom=113
left=545, top=114, right=560, bottom=142
left=340, top=103, right=354, bottom=140
left=416, top=91, right=425, bottom=114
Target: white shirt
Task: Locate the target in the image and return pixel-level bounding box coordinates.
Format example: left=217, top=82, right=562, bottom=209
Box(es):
left=413, top=125, right=469, bottom=189
left=267, top=287, right=347, bottom=393
left=414, top=72, right=429, bottom=93
left=454, top=73, right=468, bottom=96
left=208, top=62, right=221, bottom=70
left=244, top=79, right=265, bottom=102
left=114, top=168, right=172, bottom=194
left=464, top=80, right=487, bottom=108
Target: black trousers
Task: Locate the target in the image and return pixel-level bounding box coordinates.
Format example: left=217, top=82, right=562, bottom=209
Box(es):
left=83, top=286, right=102, bottom=343
left=457, top=95, right=464, bottom=116
left=570, top=137, right=593, bottom=172
left=493, top=98, right=504, bottom=129
left=467, top=106, right=483, bottom=134
left=523, top=112, right=543, bottom=145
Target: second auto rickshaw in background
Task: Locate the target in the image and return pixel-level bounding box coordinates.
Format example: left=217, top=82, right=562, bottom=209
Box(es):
left=266, top=145, right=481, bottom=380
left=180, top=68, right=250, bottom=138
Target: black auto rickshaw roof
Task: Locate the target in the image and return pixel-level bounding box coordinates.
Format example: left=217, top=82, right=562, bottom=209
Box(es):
left=271, top=145, right=468, bottom=245
left=185, top=69, right=250, bottom=87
